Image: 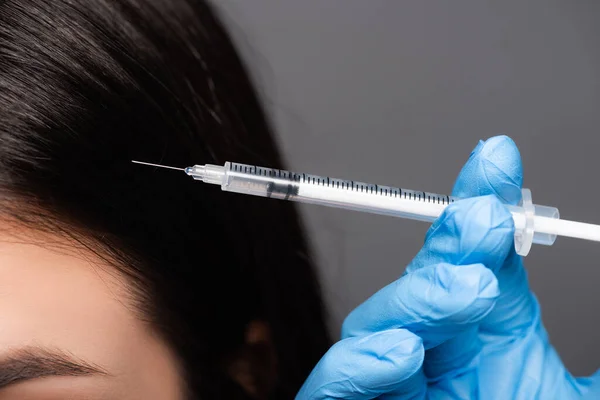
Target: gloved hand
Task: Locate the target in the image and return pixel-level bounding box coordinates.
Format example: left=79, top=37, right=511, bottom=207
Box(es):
left=297, top=136, right=600, bottom=399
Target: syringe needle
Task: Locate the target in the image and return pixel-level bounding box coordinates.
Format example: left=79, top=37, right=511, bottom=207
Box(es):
left=132, top=159, right=600, bottom=255
left=131, top=160, right=185, bottom=171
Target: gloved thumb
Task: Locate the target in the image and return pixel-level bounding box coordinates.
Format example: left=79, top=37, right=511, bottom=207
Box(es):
left=406, top=136, right=522, bottom=276
left=401, top=136, right=523, bottom=385
left=452, top=135, right=523, bottom=205
left=446, top=137, right=537, bottom=338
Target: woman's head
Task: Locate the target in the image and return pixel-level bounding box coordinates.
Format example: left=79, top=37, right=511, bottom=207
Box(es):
left=0, top=1, right=330, bottom=398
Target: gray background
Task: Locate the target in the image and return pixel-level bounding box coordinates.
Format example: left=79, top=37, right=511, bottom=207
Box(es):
left=217, top=1, right=600, bottom=374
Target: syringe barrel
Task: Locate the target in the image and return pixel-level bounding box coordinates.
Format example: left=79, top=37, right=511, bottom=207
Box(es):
left=188, top=162, right=561, bottom=256
left=221, top=162, right=452, bottom=223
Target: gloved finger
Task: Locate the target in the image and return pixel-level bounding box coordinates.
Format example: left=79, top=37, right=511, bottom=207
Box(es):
left=416, top=136, right=523, bottom=384
left=397, top=190, right=515, bottom=381
left=448, top=136, right=539, bottom=337
left=428, top=136, right=541, bottom=392
left=343, top=196, right=511, bottom=383
left=296, top=329, right=425, bottom=400
left=342, top=263, right=499, bottom=387
left=451, top=135, right=523, bottom=205
left=341, top=262, right=499, bottom=349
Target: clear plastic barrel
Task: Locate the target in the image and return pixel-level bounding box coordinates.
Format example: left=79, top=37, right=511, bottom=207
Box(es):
left=186, top=162, right=561, bottom=257
left=220, top=162, right=455, bottom=222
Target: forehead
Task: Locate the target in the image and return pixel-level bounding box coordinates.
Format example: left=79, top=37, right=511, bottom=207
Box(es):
left=0, top=224, right=184, bottom=398
left=0, top=228, right=133, bottom=351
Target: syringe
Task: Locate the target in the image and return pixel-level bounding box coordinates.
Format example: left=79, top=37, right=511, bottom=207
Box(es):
left=132, top=160, right=600, bottom=256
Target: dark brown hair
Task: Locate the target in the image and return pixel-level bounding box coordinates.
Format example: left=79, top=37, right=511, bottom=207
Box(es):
left=0, top=0, right=330, bottom=398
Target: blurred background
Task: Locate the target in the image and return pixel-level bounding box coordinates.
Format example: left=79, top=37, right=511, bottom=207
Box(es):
left=216, top=0, right=600, bottom=374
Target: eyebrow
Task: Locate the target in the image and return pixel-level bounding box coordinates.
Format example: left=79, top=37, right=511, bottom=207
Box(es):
left=0, top=347, right=107, bottom=388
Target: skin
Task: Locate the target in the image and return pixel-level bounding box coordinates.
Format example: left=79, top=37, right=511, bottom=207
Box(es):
left=0, top=224, right=186, bottom=400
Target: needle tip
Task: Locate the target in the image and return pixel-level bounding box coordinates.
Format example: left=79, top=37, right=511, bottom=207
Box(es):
left=131, top=160, right=185, bottom=171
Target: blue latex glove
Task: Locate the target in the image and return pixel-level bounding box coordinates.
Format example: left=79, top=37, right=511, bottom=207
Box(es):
left=297, top=136, right=600, bottom=399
